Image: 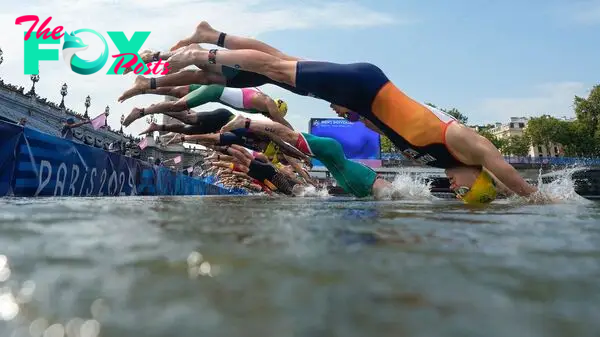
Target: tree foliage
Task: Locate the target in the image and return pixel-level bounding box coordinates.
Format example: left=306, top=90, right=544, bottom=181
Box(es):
left=425, top=102, right=468, bottom=124
left=524, top=115, right=563, bottom=151
left=572, top=85, right=600, bottom=156
left=380, top=135, right=395, bottom=152
left=477, top=129, right=507, bottom=151
left=504, top=135, right=531, bottom=156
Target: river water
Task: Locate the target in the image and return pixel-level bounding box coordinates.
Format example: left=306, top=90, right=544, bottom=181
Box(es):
left=0, top=176, right=599, bottom=337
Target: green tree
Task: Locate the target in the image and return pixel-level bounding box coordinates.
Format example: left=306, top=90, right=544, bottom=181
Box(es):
left=561, top=121, right=597, bottom=157
left=478, top=129, right=506, bottom=151
left=505, top=135, right=531, bottom=156
left=573, top=85, right=600, bottom=155
left=524, top=115, right=563, bottom=152
left=444, top=108, right=469, bottom=125
left=425, top=102, right=468, bottom=124
left=380, top=135, right=395, bottom=152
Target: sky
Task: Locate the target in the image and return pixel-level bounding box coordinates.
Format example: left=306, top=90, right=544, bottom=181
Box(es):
left=0, top=0, right=598, bottom=136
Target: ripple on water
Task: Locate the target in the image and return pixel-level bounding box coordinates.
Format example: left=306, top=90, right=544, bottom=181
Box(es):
left=0, top=195, right=599, bottom=337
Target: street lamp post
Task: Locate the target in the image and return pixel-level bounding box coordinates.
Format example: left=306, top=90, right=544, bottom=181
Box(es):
left=120, top=114, right=124, bottom=133
left=28, top=74, right=39, bottom=96
left=59, top=83, right=68, bottom=109
left=84, top=95, right=91, bottom=118
left=104, top=105, right=110, bottom=128
left=0, top=48, right=4, bottom=81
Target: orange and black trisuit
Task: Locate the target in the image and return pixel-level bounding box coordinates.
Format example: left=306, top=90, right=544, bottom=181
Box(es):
left=295, top=61, right=463, bottom=168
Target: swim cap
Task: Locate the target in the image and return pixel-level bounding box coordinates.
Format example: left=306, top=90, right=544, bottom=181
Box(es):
left=455, top=171, right=497, bottom=205
left=274, top=99, right=288, bottom=117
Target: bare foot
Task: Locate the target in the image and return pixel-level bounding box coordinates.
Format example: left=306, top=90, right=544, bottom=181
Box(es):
left=119, top=75, right=150, bottom=103
left=220, top=114, right=247, bottom=133
left=139, top=122, right=161, bottom=135
left=165, top=133, right=184, bottom=146
left=159, top=132, right=177, bottom=142
left=122, top=107, right=146, bottom=127
left=165, top=48, right=199, bottom=73
left=170, top=21, right=220, bottom=51
left=123, top=50, right=162, bottom=74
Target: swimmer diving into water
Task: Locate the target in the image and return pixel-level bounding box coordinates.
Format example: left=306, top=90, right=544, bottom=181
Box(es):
left=219, top=116, right=393, bottom=199
left=138, top=107, right=234, bottom=136
left=121, top=82, right=292, bottom=130
left=163, top=21, right=550, bottom=205
left=119, top=21, right=308, bottom=96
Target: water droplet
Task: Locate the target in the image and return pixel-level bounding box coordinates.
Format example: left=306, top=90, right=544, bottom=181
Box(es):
left=0, top=255, right=7, bottom=270
left=80, top=319, right=100, bottom=337
left=0, top=293, right=19, bottom=321
left=17, top=280, right=36, bottom=303
left=187, top=251, right=203, bottom=266
left=29, top=318, right=49, bottom=337
left=65, top=318, right=84, bottom=337
left=0, top=267, right=10, bottom=282
left=199, top=261, right=211, bottom=275
left=90, top=299, right=108, bottom=320
left=43, top=324, right=65, bottom=337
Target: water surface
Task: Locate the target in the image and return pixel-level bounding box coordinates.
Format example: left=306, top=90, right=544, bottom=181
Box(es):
left=0, top=195, right=599, bottom=337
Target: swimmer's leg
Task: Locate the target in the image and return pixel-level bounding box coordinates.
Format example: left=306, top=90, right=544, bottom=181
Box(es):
left=169, top=48, right=389, bottom=113
left=123, top=85, right=223, bottom=126
left=166, top=133, right=220, bottom=146
left=221, top=115, right=296, bottom=143
left=220, top=116, right=309, bottom=162
left=123, top=100, right=187, bottom=127
left=168, top=48, right=297, bottom=87
left=222, top=145, right=254, bottom=166
left=118, top=70, right=226, bottom=102
left=120, top=75, right=193, bottom=102
left=171, top=21, right=300, bottom=61
left=301, top=133, right=382, bottom=198
left=119, top=80, right=190, bottom=103
left=212, top=161, right=249, bottom=173
left=141, top=122, right=221, bottom=136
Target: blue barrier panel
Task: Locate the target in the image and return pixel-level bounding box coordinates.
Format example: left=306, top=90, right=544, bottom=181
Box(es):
left=0, top=122, right=22, bottom=196
left=0, top=121, right=245, bottom=197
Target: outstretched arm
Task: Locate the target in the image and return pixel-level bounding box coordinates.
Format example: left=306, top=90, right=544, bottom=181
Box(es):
left=268, top=134, right=309, bottom=162
left=283, top=154, right=316, bottom=186
left=472, top=137, right=538, bottom=197
left=262, top=96, right=294, bottom=130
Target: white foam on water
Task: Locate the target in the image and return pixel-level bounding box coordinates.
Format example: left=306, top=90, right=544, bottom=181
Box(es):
left=295, top=185, right=330, bottom=198
left=508, top=166, right=592, bottom=205
left=535, top=166, right=591, bottom=203
left=376, top=173, right=433, bottom=201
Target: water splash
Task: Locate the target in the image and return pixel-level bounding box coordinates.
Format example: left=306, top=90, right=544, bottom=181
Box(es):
left=513, top=166, right=591, bottom=204
left=294, top=185, right=330, bottom=198
left=376, top=174, right=433, bottom=201
left=536, top=166, right=590, bottom=203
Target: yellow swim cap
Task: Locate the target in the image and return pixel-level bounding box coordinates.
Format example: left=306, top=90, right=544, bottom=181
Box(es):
left=456, top=171, right=497, bottom=205
left=274, top=99, right=288, bottom=117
